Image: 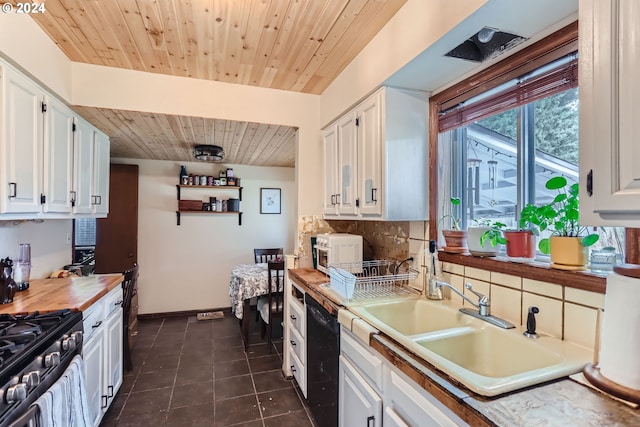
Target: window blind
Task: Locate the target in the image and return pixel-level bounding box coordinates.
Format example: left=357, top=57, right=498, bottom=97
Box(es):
left=438, top=54, right=578, bottom=132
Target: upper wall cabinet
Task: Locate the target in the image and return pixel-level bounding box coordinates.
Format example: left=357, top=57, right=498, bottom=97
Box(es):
left=0, top=58, right=110, bottom=219
left=580, top=0, right=640, bottom=226
left=322, top=87, right=428, bottom=221
left=0, top=63, right=44, bottom=214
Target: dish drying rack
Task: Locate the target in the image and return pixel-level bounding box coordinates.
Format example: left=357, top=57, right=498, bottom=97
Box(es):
left=324, top=260, right=420, bottom=303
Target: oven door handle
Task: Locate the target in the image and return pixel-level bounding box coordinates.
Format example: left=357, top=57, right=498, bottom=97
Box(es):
left=6, top=403, right=38, bottom=427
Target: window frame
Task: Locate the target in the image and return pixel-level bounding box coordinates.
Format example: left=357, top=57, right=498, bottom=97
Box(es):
left=428, top=21, right=609, bottom=293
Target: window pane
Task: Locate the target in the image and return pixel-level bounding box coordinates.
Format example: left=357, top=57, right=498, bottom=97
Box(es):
left=465, top=109, right=519, bottom=228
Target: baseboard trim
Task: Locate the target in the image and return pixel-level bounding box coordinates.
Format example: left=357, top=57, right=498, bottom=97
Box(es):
left=138, top=306, right=233, bottom=319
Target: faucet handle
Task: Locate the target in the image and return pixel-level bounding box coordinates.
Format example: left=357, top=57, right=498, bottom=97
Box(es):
left=464, top=283, right=489, bottom=305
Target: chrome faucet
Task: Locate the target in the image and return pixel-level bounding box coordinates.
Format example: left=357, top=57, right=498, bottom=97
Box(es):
left=435, top=281, right=515, bottom=329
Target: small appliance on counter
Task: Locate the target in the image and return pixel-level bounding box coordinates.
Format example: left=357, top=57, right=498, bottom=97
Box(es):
left=0, top=258, right=17, bottom=304
left=14, top=243, right=31, bottom=291
left=314, top=233, right=363, bottom=274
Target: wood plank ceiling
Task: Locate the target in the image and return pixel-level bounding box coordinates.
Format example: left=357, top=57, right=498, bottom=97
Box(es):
left=23, top=0, right=406, bottom=166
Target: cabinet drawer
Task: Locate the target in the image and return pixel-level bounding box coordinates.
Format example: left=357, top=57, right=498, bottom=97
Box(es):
left=288, top=324, right=305, bottom=363
left=104, top=285, right=123, bottom=317
left=83, top=303, right=104, bottom=342
left=340, top=328, right=383, bottom=391
left=289, top=349, right=306, bottom=397
left=288, top=298, right=305, bottom=338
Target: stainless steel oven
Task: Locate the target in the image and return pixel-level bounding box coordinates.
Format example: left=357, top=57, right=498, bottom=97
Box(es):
left=0, top=310, right=83, bottom=427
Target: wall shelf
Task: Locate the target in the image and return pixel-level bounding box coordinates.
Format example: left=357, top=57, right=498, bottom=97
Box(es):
left=175, top=210, right=242, bottom=226
left=176, top=184, right=243, bottom=226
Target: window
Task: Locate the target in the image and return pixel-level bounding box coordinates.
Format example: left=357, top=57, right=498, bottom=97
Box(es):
left=437, top=60, right=624, bottom=259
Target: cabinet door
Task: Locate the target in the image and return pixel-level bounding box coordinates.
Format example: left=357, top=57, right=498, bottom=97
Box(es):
left=337, top=111, right=358, bottom=215
left=104, top=307, right=123, bottom=410
left=580, top=0, right=640, bottom=225
left=83, top=331, right=105, bottom=427
left=43, top=96, right=74, bottom=213
left=358, top=91, right=382, bottom=216
left=0, top=65, right=43, bottom=214
left=93, top=130, right=110, bottom=215
left=73, top=118, right=95, bottom=214
left=322, top=125, right=339, bottom=215
left=339, top=356, right=382, bottom=427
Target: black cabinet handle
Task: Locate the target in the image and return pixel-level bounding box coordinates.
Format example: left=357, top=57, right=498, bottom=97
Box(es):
left=290, top=340, right=296, bottom=347
left=92, top=321, right=102, bottom=329
left=371, top=188, right=377, bottom=203
left=290, top=315, right=296, bottom=321
left=101, top=395, right=108, bottom=409
left=330, top=194, right=335, bottom=205
left=367, top=415, right=375, bottom=427
left=335, top=193, right=341, bottom=204
left=8, top=183, right=16, bottom=198
left=290, top=365, right=296, bottom=373
left=69, top=190, right=76, bottom=207
left=108, top=385, right=114, bottom=398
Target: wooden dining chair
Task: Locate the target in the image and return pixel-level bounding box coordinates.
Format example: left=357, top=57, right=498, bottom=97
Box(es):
left=257, top=260, right=285, bottom=354
left=121, top=264, right=139, bottom=371
left=253, top=248, right=283, bottom=321
left=254, top=248, right=283, bottom=264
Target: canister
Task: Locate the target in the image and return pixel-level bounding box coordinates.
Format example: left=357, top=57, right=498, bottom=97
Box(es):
left=188, top=174, right=194, bottom=185
left=199, top=175, right=207, bottom=186
left=207, top=176, right=214, bottom=186
left=214, top=178, right=221, bottom=186
left=222, top=200, right=228, bottom=212
left=220, top=177, right=227, bottom=186
left=226, top=168, right=234, bottom=178
left=219, top=170, right=226, bottom=178
left=216, top=200, right=222, bottom=211
left=227, top=177, right=236, bottom=186
left=193, top=174, right=199, bottom=185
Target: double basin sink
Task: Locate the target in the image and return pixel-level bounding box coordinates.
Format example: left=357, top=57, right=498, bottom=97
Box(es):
left=348, top=297, right=592, bottom=397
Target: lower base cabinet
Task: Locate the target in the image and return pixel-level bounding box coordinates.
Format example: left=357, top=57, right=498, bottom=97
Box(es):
left=83, top=285, right=124, bottom=427
left=339, top=327, right=467, bottom=427
left=339, top=355, right=382, bottom=427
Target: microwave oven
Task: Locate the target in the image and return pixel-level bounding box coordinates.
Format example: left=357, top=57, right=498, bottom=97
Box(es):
left=314, top=233, right=363, bottom=274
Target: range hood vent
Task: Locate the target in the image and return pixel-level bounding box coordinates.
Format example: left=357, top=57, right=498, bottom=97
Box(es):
left=193, top=144, right=225, bottom=162
left=445, top=27, right=527, bottom=63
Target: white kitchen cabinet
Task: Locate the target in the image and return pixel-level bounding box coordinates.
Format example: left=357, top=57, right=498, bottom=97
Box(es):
left=83, top=285, right=123, bottom=427
left=286, top=279, right=307, bottom=397
left=92, top=130, right=111, bottom=215
left=339, top=355, right=383, bottom=427
left=0, top=57, right=110, bottom=219
left=43, top=95, right=74, bottom=213
left=579, top=0, right=640, bottom=226
left=322, top=86, right=428, bottom=221
left=73, top=118, right=110, bottom=216
left=0, top=62, right=44, bottom=214
left=339, top=326, right=466, bottom=427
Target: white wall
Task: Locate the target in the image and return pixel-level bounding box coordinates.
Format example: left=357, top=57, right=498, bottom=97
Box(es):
left=113, top=158, right=295, bottom=315
left=0, top=220, right=72, bottom=279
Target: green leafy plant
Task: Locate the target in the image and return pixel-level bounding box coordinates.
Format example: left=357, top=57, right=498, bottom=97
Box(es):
left=439, top=197, right=462, bottom=230
left=518, top=176, right=599, bottom=254
left=477, top=220, right=507, bottom=247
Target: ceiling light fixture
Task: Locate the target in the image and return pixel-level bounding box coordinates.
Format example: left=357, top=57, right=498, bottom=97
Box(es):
left=193, top=144, right=225, bottom=162
left=477, top=27, right=496, bottom=44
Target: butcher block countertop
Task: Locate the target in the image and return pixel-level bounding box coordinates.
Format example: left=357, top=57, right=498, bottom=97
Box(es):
left=288, top=268, right=640, bottom=427
left=0, top=274, right=124, bottom=315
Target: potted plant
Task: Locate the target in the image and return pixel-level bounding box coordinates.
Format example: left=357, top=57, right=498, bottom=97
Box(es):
left=507, top=205, right=541, bottom=263
left=468, top=219, right=506, bottom=257
left=519, top=176, right=599, bottom=269
left=439, top=198, right=467, bottom=253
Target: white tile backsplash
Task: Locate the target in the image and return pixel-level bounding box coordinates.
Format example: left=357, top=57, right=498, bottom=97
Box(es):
left=490, top=285, right=522, bottom=327
left=522, top=293, right=563, bottom=339
left=523, top=278, right=563, bottom=299
left=564, top=287, right=606, bottom=309
left=464, top=266, right=491, bottom=282
left=564, top=302, right=598, bottom=351
left=490, top=272, right=522, bottom=290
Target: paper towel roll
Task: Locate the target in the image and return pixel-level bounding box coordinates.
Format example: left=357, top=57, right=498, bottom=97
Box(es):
left=599, top=272, right=640, bottom=390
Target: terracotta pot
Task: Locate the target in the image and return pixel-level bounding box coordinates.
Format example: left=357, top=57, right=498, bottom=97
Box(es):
left=504, top=230, right=536, bottom=262
left=467, top=226, right=499, bottom=257
left=442, top=230, right=467, bottom=253
left=550, top=236, right=588, bottom=270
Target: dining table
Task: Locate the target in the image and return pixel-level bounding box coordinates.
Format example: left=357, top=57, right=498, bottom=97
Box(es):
left=229, top=263, right=278, bottom=351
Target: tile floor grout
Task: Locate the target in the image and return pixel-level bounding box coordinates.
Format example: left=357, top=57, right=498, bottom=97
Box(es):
left=100, top=313, right=316, bottom=426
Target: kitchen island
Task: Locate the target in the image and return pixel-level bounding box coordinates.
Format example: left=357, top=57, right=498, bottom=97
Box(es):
left=288, top=268, right=640, bottom=427
left=0, top=274, right=124, bottom=314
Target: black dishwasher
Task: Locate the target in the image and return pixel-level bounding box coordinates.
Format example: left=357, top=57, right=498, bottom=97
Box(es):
left=305, top=293, right=339, bottom=427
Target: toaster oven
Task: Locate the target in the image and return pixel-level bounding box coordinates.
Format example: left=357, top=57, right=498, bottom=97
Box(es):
left=314, top=233, right=363, bottom=274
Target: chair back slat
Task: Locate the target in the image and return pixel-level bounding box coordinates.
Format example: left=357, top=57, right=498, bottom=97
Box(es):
left=267, top=260, right=285, bottom=319
left=254, top=248, right=283, bottom=264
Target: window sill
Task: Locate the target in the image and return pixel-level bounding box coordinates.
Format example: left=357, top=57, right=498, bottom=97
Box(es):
left=438, top=252, right=606, bottom=294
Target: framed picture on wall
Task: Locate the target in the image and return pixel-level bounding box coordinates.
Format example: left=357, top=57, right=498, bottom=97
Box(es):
left=260, top=188, right=281, bottom=214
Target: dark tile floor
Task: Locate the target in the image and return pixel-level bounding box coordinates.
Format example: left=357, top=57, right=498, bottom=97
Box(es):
left=100, top=312, right=316, bottom=426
